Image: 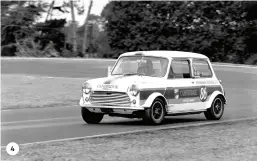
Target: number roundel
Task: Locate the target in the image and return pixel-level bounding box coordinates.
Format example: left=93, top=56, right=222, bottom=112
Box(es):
left=6, top=142, right=19, bottom=156
left=200, top=86, right=208, bottom=102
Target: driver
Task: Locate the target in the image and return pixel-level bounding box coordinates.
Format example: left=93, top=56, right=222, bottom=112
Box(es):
left=137, top=59, right=155, bottom=76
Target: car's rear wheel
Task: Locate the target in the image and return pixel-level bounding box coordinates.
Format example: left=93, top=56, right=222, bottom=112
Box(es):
left=204, top=96, right=224, bottom=120
left=142, top=98, right=165, bottom=125
left=81, top=107, right=104, bottom=124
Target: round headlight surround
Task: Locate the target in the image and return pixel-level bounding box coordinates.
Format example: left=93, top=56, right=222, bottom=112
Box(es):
left=82, top=82, right=92, bottom=94
left=130, top=84, right=139, bottom=96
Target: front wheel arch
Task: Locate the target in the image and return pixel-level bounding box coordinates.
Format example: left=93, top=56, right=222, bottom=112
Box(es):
left=155, top=96, right=168, bottom=114
left=142, top=98, right=166, bottom=125
left=142, top=92, right=168, bottom=109
left=81, top=107, right=104, bottom=124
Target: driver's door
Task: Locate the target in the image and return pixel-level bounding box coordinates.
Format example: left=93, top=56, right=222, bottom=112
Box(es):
left=164, top=58, right=202, bottom=113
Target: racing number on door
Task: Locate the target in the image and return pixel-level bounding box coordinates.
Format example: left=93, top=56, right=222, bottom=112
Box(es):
left=200, top=86, right=208, bottom=102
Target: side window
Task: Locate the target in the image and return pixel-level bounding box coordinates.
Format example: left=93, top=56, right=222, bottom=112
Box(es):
left=168, top=59, right=191, bottom=79
left=192, top=59, right=213, bottom=78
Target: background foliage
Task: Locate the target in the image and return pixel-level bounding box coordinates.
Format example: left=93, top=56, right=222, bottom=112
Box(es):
left=1, top=1, right=257, bottom=64
left=1, top=1, right=66, bottom=57
left=103, top=1, right=257, bottom=63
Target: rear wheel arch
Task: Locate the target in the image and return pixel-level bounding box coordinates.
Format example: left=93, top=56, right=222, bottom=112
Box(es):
left=217, top=94, right=226, bottom=105
left=204, top=95, right=225, bottom=120
left=207, top=91, right=227, bottom=108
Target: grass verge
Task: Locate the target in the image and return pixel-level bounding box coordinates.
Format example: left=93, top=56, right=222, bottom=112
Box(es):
left=1, top=74, right=88, bottom=110
left=1, top=119, right=257, bottom=161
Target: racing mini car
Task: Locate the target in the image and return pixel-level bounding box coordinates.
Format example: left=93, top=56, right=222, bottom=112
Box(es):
left=79, top=51, right=226, bottom=125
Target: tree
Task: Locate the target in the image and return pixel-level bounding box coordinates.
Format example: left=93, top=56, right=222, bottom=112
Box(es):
left=35, top=19, right=66, bottom=52
left=1, top=1, right=48, bottom=56
left=1, top=0, right=84, bottom=57
left=244, top=1, right=257, bottom=63
left=1, top=1, right=45, bottom=55
left=76, top=13, right=110, bottom=57
left=95, top=30, right=112, bottom=57
left=104, top=1, right=256, bottom=63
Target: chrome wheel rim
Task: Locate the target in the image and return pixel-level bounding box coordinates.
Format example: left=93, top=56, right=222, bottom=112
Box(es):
left=152, top=101, right=163, bottom=120
left=213, top=98, right=223, bottom=116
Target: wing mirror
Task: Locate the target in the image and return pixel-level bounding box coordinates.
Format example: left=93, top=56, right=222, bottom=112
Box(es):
left=193, top=75, right=200, bottom=79
left=107, top=66, right=113, bottom=77
left=193, top=71, right=200, bottom=78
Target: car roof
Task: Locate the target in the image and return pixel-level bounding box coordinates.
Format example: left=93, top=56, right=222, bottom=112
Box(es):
left=119, top=50, right=208, bottom=59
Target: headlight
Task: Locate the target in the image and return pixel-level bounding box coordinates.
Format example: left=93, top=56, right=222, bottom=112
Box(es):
left=82, top=82, right=92, bottom=94
left=130, top=84, right=139, bottom=96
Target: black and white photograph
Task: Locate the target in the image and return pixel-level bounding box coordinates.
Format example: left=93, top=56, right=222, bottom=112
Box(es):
left=1, top=0, right=257, bottom=160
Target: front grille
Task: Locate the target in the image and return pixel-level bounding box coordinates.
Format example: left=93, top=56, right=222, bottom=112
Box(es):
left=90, top=91, right=131, bottom=106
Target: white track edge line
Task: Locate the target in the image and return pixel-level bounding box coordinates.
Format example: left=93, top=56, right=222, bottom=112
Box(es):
left=1, top=117, right=256, bottom=147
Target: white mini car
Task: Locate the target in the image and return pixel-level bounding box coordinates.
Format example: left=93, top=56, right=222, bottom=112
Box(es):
left=79, top=51, right=226, bottom=125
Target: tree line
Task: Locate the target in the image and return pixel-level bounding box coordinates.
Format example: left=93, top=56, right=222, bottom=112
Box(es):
left=102, top=1, right=257, bottom=64
left=1, top=1, right=257, bottom=64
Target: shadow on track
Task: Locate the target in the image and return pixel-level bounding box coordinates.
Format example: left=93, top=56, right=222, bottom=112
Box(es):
left=82, top=116, right=207, bottom=127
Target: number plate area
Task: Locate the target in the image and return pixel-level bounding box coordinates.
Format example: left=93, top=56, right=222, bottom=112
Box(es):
left=100, top=108, right=114, bottom=113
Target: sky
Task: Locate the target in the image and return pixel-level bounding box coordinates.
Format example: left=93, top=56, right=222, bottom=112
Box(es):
left=37, top=0, right=109, bottom=26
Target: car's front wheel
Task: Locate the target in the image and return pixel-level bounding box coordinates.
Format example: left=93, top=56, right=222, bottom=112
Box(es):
left=142, top=98, right=165, bottom=125
left=204, top=96, right=224, bottom=120
left=81, top=107, right=104, bottom=124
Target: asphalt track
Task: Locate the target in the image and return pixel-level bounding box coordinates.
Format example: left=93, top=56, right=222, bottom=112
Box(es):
left=1, top=58, right=257, bottom=146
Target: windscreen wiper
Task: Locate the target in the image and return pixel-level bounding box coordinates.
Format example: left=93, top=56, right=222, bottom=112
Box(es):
left=123, top=73, right=145, bottom=76
left=123, top=73, right=138, bottom=76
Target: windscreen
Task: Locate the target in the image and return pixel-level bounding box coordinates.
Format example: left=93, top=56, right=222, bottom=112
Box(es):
left=111, top=56, right=169, bottom=77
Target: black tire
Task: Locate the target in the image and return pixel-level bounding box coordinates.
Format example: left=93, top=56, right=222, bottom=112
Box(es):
left=142, top=98, right=166, bottom=125
left=81, top=107, right=104, bottom=124
left=204, top=96, right=224, bottom=120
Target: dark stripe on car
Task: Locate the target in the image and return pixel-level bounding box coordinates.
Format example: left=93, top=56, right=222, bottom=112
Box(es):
left=139, top=85, right=223, bottom=105
left=140, top=88, right=166, bottom=100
